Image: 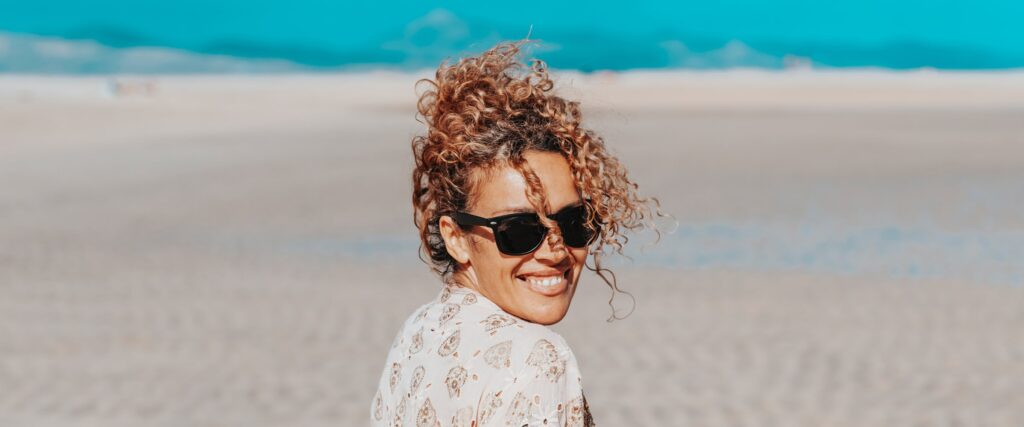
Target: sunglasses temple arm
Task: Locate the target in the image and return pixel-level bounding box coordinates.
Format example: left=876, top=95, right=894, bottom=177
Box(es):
left=450, top=212, right=492, bottom=227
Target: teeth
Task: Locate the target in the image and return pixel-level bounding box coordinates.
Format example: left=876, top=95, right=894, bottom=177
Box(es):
left=527, top=276, right=563, bottom=287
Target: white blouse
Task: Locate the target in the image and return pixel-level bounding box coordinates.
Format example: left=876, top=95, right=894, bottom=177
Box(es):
left=371, top=283, right=594, bottom=427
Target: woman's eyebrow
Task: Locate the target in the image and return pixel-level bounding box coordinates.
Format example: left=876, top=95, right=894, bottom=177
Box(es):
left=490, top=200, right=582, bottom=216
left=489, top=206, right=534, bottom=216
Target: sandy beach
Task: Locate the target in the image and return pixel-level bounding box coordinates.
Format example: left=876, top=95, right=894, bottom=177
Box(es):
left=2, top=71, right=1024, bottom=426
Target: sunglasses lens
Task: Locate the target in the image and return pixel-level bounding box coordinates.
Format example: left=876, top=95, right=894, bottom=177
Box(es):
left=494, top=215, right=546, bottom=255
left=558, top=205, right=598, bottom=248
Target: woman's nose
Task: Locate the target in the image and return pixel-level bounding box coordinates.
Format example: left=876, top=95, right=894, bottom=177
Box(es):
left=533, top=230, right=567, bottom=262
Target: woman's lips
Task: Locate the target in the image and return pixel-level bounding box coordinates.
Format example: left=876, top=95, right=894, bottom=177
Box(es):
left=517, top=269, right=571, bottom=297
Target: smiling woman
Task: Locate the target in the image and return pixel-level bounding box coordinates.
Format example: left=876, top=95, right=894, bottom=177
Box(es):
left=371, top=41, right=659, bottom=426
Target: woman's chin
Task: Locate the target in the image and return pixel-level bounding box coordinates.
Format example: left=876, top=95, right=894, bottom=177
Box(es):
left=502, top=270, right=573, bottom=324
left=512, top=290, right=573, bottom=325
left=524, top=308, right=569, bottom=325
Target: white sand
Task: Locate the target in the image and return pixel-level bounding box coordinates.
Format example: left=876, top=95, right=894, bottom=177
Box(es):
left=1, top=71, right=1023, bottom=427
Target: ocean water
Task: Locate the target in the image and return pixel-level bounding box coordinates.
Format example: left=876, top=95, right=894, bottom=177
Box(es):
left=1, top=1, right=1023, bottom=73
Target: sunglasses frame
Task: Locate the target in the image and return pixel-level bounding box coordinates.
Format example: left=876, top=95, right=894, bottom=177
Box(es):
left=450, top=204, right=599, bottom=256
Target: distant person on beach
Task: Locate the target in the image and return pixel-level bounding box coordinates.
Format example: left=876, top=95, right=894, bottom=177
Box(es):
left=371, top=41, right=660, bottom=426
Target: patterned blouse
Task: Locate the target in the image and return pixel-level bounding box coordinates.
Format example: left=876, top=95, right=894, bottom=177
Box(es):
left=371, top=283, right=594, bottom=427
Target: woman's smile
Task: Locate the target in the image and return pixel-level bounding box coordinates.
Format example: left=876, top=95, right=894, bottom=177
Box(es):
left=517, top=268, right=572, bottom=296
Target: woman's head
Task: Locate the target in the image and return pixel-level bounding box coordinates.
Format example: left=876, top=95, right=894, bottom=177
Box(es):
left=412, top=41, right=658, bottom=324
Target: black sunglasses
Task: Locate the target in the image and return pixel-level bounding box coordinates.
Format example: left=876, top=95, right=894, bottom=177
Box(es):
left=450, top=204, right=600, bottom=256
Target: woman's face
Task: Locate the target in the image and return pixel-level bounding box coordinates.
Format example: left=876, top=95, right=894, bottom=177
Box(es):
left=444, top=150, right=588, bottom=325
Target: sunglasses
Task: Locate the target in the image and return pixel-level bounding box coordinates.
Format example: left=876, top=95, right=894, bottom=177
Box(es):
left=451, top=204, right=600, bottom=256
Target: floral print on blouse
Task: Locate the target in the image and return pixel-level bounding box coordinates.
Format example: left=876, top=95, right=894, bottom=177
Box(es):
left=371, top=283, right=594, bottom=427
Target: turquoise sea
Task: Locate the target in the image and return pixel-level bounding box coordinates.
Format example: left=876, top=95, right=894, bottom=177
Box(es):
left=1, top=0, right=1023, bottom=73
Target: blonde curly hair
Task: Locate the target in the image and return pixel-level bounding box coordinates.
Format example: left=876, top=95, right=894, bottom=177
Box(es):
left=411, top=41, right=661, bottom=319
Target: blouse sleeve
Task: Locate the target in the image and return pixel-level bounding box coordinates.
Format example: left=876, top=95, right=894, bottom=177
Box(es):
left=475, top=335, right=591, bottom=427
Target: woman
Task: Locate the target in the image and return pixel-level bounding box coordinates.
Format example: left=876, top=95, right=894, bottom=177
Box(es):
left=371, top=41, right=658, bottom=427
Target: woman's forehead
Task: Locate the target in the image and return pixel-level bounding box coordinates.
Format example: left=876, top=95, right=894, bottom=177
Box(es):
left=470, top=153, right=580, bottom=216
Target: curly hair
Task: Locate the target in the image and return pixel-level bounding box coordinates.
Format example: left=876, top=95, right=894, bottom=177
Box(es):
left=411, top=41, right=661, bottom=320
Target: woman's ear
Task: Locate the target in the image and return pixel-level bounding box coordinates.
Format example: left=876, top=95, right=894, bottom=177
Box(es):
left=438, top=215, right=471, bottom=265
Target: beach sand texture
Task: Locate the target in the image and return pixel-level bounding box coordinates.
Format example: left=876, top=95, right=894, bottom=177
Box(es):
left=2, top=72, right=1024, bottom=426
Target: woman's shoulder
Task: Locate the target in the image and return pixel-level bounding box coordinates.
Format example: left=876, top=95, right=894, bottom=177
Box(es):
left=439, top=287, right=587, bottom=426
left=374, top=284, right=588, bottom=427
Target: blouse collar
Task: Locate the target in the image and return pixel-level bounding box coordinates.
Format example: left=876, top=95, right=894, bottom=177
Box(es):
left=440, top=282, right=505, bottom=314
